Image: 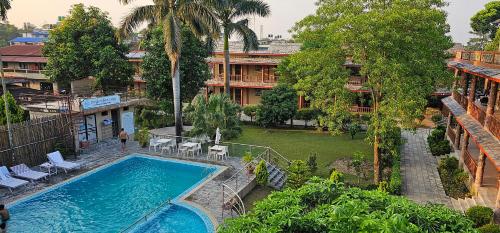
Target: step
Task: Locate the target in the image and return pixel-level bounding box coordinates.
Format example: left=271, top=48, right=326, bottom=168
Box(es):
left=458, top=198, right=471, bottom=211
left=451, top=198, right=464, bottom=213
left=466, top=197, right=477, bottom=208
left=473, top=195, right=487, bottom=207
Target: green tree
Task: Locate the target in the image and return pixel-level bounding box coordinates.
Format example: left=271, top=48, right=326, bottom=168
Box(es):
left=256, top=84, right=297, bottom=127
left=286, top=160, right=311, bottom=189
left=295, top=107, right=320, bottom=128
left=141, top=26, right=210, bottom=111
left=0, top=92, right=25, bottom=125
left=284, top=0, right=452, bottom=183
left=254, top=160, right=269, bottom=186
left=471, top=1, right=500, bottom=41
left=0, top=23, right=19, bottom=47
left=118, top=0, right=219, bottom=139
left=242, top=105, right=258, bottom=122
left=186, top=94, right=241, bottom=140
left=43, top=4, right=133, bottom=91
left=0, top=0, right=11, bottom=20
left=210, top=0, right=270, bottom=95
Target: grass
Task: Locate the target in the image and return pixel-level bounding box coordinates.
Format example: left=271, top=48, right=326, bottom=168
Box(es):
left=242, top=185, right=274, bottom=212
left=227, top=125, right=373, bottom=177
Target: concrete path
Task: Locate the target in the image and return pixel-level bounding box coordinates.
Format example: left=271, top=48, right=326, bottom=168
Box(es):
left=401, top=129, right=452, bottom=207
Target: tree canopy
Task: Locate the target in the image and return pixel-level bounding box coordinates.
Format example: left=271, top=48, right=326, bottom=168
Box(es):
left=0, top=92, right=25, bottom=125
left=471, top=1, right=500, bottom=41
left=141, top=26, right=210, bottom=110
left=280, top=0, right=453, bottom=183
left=43, top=4, right=133, bottom=91
left=256, top=84, right=297, bottom=127
left=0, top=23, right=19, bottom=47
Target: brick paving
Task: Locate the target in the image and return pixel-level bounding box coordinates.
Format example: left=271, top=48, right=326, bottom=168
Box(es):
left=401, top=129, right=452, bottom=207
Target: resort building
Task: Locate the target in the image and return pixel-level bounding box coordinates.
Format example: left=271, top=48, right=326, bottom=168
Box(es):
left=205, top=40, right=301, bottom=106
left=444, top=50, right=500, bottom=208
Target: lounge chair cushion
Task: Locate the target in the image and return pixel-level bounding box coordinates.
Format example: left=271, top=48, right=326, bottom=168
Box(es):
left=0, top=177, right=28, bottom=188
left=47, top=151, right=64, bottom=164
left=0, top=166, right=12, bottom=178
left=11, top=164, right=48, bottom=181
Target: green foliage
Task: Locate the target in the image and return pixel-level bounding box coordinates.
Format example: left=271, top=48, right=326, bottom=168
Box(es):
left=0, top=92, right=26, bottom=125
left=141, top=26, right=210, bottom=106
left=471, top=1, right=500, bottom=40
left=186, top=94, right=241, bottom=140
left=134, top=107, right=173, bottom=130
left=254, top=160, right=269, bottom=186
left=53, top=141, right=72, bottom=157
left=438, top=156, right=470, bottom=198
left=479, top=224, right=500, bottom=233
left=427, top=126, right=451, bottom=156
left=431, top=114, right=443, bottom=123
left=306, top=153, right=318, bottom=174
left=377, top=181, right=388, bottom=193
left=466, top=206, right=493, bottom=228
left=389, top=158, right=402, bottom=195
left=135, top=128, right=150, bottom=148
left=486, top=29, right=500, bottom=51
left=294, top=108, right=320, bottom=127
left=329, top=169, right=344, bottom=184
left=242, top=151, right=253, bottom=163
left=219, top=179, right=477, bottom=232
left=242, top=105, right=258, bottom=122
left=0, top=23, right=19, bottom=47
left=43, top=4, right=133, bottom=90
left=428, top=126, right=446, bottom=145
left=348, top=122, right=360, bottom=139
left=286, top=160, right=311, bottom=189
left=350, top=151, right=368, bottom=184
left=256, top=84, right=298, bottom=127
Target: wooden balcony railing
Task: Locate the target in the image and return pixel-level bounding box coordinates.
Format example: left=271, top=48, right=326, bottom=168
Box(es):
left=350, top=106, right=372, bottom=113
left=464, top=149, right=477, bottom=177
left=447, top=127, right=456, bottom=144
left=3, top=68, right=46, bottom=74
left=347, top=76, right=367, bottom=86
left=211, top=74, right=279, bottom=83
left=456, top=50, right=500, bottom=65
left=486, top=115, right=500, bottom=138
left=470, top=102, right=487, bottom=125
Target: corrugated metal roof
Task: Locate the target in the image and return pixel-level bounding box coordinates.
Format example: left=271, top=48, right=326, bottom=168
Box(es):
left=2, top=56, right=47, bottom=63
left=9, top=37, right=48, bottom=43
left=0, top=45, right=44, bottom=56
left=126, top=50, right=146, bottom=59
left=206, top=57, right=282, bottom=65
left=212, top=41, right=301, bottom=55
left=448, top=59, right=500, bottom=82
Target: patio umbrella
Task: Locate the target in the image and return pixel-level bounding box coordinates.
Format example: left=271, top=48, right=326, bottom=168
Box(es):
left=215, top=128, right=221, bottom=145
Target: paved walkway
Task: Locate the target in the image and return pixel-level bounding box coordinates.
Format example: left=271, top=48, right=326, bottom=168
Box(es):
left=401, top=129, right=451, bottom=207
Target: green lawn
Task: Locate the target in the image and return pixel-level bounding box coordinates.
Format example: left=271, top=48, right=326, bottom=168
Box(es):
left=227, top=125, right=373, bottom=177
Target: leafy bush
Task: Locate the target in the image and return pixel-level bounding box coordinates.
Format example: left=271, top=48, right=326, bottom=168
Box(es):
left=135, top=128, right=150, bottom=148
left=307, top=153, right=318, bottom=174
left=479, top=224, right=500, bottom=233
left=348, top=122, right=361, bottom=139
left=256, top=84, right=297, bottom=127
left=438, top=156, right=470, bottom=198
left=219, top=179, right=477, bottom=232
left=242, top=105, right=258, bottom=122
left=185, top=94, right=241, bottom=140
left=254, top=160, right=269, bottom=186
left=242, top=152, right=253, bottom=163
left=135, top=107, right=174, bottom=129
left=377, top=181, right=389, bottom=193
left=329, top=169, right=344, bottom=184
left=466, top=206, right=493, bottom=228
left=427, top=127, right=445, bottom=145
left=286, top=160, right=311, bottom=189
left=295, top=108, right=320, bottom=127
left=430, top=140, right=452, bottom=156
left=431, top=114, right=443, bottom=123
left=389, top=159, right=402, bottom=195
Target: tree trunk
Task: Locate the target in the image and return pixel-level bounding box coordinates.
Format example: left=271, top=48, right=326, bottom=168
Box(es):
left=223, top=30, right=230, bottom=95
left=171, top=59, right=183, bottom=140
left=373, top=134, right=380, bottom=184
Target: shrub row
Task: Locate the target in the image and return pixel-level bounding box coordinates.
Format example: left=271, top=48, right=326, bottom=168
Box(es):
left=427, top=125, right=452, bottom=156
left=388, top=158, right=402, bottom=195
left=437, top=156, right=470, bottom=198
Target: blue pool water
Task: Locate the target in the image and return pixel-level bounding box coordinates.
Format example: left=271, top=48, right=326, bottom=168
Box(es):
left=7, top=155, right=218, bottom=233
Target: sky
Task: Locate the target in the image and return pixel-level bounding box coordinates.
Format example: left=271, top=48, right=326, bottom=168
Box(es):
left=4, top=0, right=497, bottom=44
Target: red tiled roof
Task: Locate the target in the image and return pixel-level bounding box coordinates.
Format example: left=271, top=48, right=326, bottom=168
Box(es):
left=0, top=45, right=44, bottom=56
left=2, top=56, right=47, bottom=63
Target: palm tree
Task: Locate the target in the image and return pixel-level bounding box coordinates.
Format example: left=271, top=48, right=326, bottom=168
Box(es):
left=0, top=0, right=11, bottom=21
left=118, top=0, right=219, bottom=138
left=211, top=0, right=270, bottom=95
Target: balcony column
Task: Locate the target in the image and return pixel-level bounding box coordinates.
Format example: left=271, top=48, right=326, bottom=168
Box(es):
left=467, top=77, right=477, bottom=114
left=484, top=82, right=498, bottom=130
left=445, top=112, right=453, bottom=139
left=452, top=69, right=459, bottom=100
left=454, top=124, right=462, bottom=150
left=458, top=130, right=469, bottom=168
left=473, top=151, right=487, bottom=195
left=496, top=179, right=500, bottom=208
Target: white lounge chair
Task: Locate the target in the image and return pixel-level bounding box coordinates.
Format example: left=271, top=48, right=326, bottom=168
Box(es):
left=0, top=166, right=29, bottom=192
left=47, top=151, right=80, bottom=173
left=10, top=164, right=48, bottom=183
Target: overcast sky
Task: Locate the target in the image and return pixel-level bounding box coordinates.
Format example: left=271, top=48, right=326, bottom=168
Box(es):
left=4, top=0, right=497, bottom=44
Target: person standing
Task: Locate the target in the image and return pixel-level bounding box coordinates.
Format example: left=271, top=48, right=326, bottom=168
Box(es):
left=119, top=128, right=129, bottom=153
left=0, top=204, right=10, bottom=233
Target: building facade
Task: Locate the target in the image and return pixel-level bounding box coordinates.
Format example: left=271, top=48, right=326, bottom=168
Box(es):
left=444, top=50, right=500, bottom=208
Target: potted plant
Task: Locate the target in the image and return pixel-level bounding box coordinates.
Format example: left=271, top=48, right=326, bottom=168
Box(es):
left=242, top=152, right=255, bottom=174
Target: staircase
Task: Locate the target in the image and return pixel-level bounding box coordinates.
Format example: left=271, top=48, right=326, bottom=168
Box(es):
left=266, top=163, right=287, bottom=190
left=450, top=188, right=496, bottom=213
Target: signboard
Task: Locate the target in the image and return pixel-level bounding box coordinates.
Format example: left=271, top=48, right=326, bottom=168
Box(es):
left=81, top=95, right=120, bottom=110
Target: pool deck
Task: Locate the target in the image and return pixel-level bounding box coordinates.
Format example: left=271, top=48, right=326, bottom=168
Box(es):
left=0, top=138, right=253, bottom=228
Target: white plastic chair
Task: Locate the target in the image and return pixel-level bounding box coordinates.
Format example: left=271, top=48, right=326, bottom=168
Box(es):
left=188, top=143, right=202, bottom=157
left=217, top=147, right=229, bottom=160
left=161, top=140, right=177, bottom=155
left=177, top=143, right=188, bottom=157
left=149, top=138, right=162, bottom=152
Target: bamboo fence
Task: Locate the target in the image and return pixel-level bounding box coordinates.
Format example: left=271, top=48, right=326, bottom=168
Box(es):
left=0, top=114, right=74, bottom=167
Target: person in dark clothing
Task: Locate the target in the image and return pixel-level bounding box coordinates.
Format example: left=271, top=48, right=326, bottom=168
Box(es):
left=0, top=204, right=10, bottom=232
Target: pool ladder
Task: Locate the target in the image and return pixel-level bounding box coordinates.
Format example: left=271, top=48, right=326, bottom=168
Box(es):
left=119, top=198, right=173, bottom=233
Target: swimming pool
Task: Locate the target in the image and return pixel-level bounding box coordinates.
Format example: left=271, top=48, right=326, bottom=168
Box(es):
left=7, top=154, right=220, bottom=233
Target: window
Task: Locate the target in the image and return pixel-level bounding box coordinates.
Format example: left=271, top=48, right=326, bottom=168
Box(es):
left=2, top=62, right=7, bottom=68
left=255, top=65, right=262, bottom=72
left=123, top=107, right=129, bottom=111
left=218, top=64, right=224, bottom=75
left=19, top=63, right=28, bottom=70
left=101, top=111, right=109, bottom=116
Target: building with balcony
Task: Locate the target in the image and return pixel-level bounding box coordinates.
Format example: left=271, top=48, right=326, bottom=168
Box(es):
left=0, top=45, right=54, bottom=92
left=205, top=40, right=301, bottom=106
left=443, top=50, right=500, bottom=208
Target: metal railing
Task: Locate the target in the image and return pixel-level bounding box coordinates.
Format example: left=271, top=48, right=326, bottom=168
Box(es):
left=120, top=198, right=173, bottom=233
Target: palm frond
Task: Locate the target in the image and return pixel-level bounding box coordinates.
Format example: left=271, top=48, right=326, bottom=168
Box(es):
left=231, top=19, right=258, bottom=52
left=231, top=0, right=270, bottom=19
left=118, top=5, right=157, bottom=40
left=178, top=1, right=220, bottom=38
left=163, top=12, right=182, bottom=60
left=0, top=0, right=11, bottom=21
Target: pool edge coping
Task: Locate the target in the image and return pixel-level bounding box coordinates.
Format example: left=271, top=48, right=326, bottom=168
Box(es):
left=6, top=153, right=227, bottom=233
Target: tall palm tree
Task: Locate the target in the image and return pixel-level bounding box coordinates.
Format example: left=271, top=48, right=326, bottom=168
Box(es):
left=118, top=0, right=219, bottom=138
left=211, top=0, right=270, bottom=95
left=0, top=0, right=11, bottom=21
